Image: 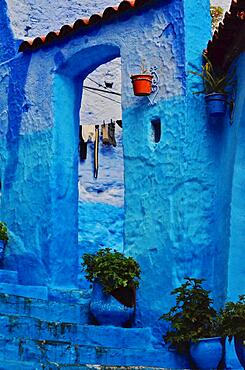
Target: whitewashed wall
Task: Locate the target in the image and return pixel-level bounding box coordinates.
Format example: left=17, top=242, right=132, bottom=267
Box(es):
left=7, top=0, right=121, bottom=38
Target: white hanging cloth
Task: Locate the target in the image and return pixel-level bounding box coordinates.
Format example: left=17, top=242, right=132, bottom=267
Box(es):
left=82, top=124, right=96, bottom=142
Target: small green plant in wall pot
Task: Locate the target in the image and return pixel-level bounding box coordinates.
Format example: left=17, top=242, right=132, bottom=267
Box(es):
left=131, top=61, right=153, bottom=96
left=82, top=248, right=141, bottom=326
left=219, top=295, right=245, bottom=368
left=0, top=222, right=8, bottom=261
left=160, top=277, right=223, bottom=370
left=190, top=53, right=235, bottom=117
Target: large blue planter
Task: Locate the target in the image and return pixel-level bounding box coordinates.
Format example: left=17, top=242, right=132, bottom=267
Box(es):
left=0, top=240, right=5, bottom=261
left=205, top=93, right=227, bottom=117
left=235, top=337, right=245, bottom=368
left=90, top=282, right=135, bottom=326
left=190, top=337, right=223, bottom=370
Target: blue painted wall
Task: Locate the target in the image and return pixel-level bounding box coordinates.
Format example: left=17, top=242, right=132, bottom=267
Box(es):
left=5, top=0, right=245, bottom=367
left=227, top=52, right=245, bottom=300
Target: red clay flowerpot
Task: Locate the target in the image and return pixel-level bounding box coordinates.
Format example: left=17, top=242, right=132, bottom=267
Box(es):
left=131, top=74, right=153, bottom=96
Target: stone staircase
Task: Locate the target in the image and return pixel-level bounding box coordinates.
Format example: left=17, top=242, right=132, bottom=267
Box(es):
left=0, top=269, right=188, bottom=369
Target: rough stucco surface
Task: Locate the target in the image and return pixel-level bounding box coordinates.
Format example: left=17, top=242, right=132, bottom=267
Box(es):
left=7, top=0, right=122, bottom=38
left=1, top=0, right=188, bottom=289
left=0, top=0, right=214, bottom=301
left=3, top=0, right=244, bottom=367
left=227, top=53, right=245, bottom=300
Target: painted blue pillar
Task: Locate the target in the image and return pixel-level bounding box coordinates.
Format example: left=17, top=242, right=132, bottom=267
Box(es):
left=228, top=53, right=245, bottom=300
left=182, top=0, right=229, bottom=307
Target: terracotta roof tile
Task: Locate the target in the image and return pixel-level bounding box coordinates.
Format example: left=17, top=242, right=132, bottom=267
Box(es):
left=18, top=0, right=157, bottom=52
left=206, top=0, right=245, bottom=71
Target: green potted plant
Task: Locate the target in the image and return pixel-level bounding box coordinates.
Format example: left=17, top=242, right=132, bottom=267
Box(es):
left=82, top=248, right=141, bottom=326
left=0, top=222, right=8, bottom=261
left=131, top=61, right=153, bottom=96
left=160, top=277, right=223, bottom=369
left=190, top=53, right=235, bottom=117
left=219, top=295, right=245, bottom=367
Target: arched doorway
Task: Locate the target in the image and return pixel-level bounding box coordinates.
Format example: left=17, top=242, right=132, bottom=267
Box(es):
left=53, top=44, right=122, bottom=287
left=77, top=57, right=125, bottom=288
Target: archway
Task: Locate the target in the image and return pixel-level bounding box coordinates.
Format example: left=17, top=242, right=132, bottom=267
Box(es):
left=77, top=57, right=124, bottom=288
left=53, top=44, right=122, bottom=287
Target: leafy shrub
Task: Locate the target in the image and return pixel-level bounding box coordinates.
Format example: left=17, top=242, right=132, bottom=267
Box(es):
left=82, top=248, right=141, bottom=294
left=0, top=222, right=8, bottom=242
left=219, top=295, right=245, bottom=339
left=160, top=277, right=219, bottom=352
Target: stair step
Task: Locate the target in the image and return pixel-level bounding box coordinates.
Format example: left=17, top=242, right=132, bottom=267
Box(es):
left=0, top=360, right=39, bottom=370
left=48, top=287, right=91, bottom=303
left=0, top=293, right=90, bottom=324
left=0, top=337, right=189, bottom=368
left=0, top=362, right=167, bottom=370
left=0, top=283, right=48, bottom=300
left=0, top=314, right=154, bottom=349
left=41, top=365, right=168, bottom=369
left=0, top=270, right=18, bottom=284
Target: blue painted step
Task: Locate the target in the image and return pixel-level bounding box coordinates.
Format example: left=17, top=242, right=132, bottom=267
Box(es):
left=0, top=314, right=154, bottom=349
left=48, top=287, right=91, bottom=303
left=0, top=293, right=90, bottom=324
left=0, top=361, right=167, bottom=370
left=0, top=337, right=188, bottom=368
left=0, top=282, right=48, bottom=300
left=41, top=365, right=167, bottom=369
left=0, top=360, right=38, bottom=370
left=0, top=270, right=18, bottom=284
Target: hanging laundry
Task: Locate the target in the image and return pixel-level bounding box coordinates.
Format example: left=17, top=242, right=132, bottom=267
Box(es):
left=82, top=124, right=96, bottom=142
left=108, top=120, right=117, bottom=147
left=94, top=125, right=99, bottom=179
left=101, top=121, right=110, bottom=145
left=79, top=125, right=87, bottom=160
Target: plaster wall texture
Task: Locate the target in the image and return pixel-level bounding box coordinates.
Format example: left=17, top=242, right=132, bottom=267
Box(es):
left=227, top=52, right=245, bottom=300
left=7, top=0, right=122, bottom=39
left=6, top=0, right=125, bottom=253
left=2, top=0, right=125, bottom=249
left=1, top=0, right=238, bottom=347
left=0, top=0, right=226, bottom=322
left=3, top=0, right=244, bottom=367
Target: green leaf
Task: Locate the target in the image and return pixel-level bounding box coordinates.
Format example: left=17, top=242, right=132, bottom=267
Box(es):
left=81, top=248, right=141, bottom=293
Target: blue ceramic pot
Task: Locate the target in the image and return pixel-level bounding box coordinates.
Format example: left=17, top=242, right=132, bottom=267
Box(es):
left=205, top=93, right=227, bottom=117
left=90, top=282, right=135, bottom=326
left=235, top=337, right=245, bottom=368
left=0, top=240, right=5, bottom=261
left=190, top=337, right=223, bottom=370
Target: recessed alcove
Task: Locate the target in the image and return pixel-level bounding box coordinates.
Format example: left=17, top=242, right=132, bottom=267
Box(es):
left=151, top=117, right=161, bottom=143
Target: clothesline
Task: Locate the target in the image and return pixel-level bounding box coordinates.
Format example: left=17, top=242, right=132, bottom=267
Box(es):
left=80, top=120, right=122, bottom=127
left=83, top=86, right=121, bottom=104
left=83, top=85, right=121, bottom=96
